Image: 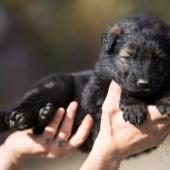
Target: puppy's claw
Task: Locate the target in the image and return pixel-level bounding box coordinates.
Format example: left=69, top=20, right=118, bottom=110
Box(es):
left=122, top=104, right=147, bottom=125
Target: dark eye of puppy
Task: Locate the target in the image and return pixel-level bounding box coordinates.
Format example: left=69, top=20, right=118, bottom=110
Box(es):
left=119, top=49, right=135, bottom=63
left=118, top=46, right=136, bottom=58
left=122, top=56, right=134, bottom=62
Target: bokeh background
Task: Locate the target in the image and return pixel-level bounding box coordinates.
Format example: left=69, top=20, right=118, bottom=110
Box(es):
left=0, top=0, right=170, bottom=169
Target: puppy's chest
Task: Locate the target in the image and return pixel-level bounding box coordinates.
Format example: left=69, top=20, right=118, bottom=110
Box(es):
left=130, top=92, right=167, bottom=104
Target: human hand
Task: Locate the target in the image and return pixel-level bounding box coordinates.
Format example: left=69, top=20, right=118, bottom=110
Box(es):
left=96, top=81, right=170, bottom=160
left=81, top=81, right=170, bottom=170
left=0, top=102, right=93, bottom=169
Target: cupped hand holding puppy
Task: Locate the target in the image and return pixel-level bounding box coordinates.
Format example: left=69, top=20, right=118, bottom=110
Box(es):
left=0, top=102, right=93, bottom=170
left=80, top=81, right=170, bottom=170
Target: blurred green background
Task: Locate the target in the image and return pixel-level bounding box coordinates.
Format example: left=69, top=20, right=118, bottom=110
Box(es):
left=0, top=0, right=170, bottom=106
left=0, top=0, right=170, bottom=169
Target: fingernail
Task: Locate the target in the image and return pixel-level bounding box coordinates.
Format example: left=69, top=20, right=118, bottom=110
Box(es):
left=85, top=114, right=93, bottom=122
left=111, top=80, right=121, bottom=89
left=70, top=101, right=78, bottom=108
left=57, top=107, right=65, bottom=116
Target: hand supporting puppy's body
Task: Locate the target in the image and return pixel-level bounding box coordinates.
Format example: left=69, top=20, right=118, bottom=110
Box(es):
left=81, top=81, right=170, bottom=170
left=1, top=81, right=170, bottom=170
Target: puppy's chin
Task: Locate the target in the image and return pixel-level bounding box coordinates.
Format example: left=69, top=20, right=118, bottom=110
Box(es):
left=125, top=87, right=159, bottom=96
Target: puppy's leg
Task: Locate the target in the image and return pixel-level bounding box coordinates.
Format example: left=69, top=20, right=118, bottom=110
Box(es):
left=156, top=94, right=170, bottom=116
left=6, top=73, right=75, bottom=133
left=0, top=110, right=9, bottom=132
left=120, top=92, right=147, bottom=124
left=75, top=76, right=108, bottom=152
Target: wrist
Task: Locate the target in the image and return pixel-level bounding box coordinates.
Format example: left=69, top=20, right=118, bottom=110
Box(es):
left=80, top=138, right=122, bottom=170
left=0, top=144, right=22, bottom=170
left=94, top=138, right=122, bottom=161
left=94, top=135, right=123, bottom=161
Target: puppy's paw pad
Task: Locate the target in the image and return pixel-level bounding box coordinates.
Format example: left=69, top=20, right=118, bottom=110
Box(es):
left=6, top=111, right=29, bottom=130
left=39, top=103, right=55, bottom=120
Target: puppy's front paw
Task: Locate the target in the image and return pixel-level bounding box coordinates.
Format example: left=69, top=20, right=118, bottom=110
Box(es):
left=121, top=104, right=147, bottom=124
left=156, top=101, right=170, bottom=116
left=6, top=111, right=30, bottom=130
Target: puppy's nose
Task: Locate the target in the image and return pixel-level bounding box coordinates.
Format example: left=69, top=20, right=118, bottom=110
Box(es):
left=137, top=79, right=150, bottom=88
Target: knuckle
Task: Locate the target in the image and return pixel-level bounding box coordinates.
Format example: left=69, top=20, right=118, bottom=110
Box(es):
left=58, top=130, right=71, bottom=140
left=45, top=126, right=56, bottom=134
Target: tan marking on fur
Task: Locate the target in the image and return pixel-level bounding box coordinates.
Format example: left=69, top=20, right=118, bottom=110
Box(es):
left=110, top=25, right=121, bottom=34
left=115, top=47, right=136, bottom=70
left=115, top=56, right=129, bottom=70
left=146, top=44, right=165, bottom=58
left=145, top=41, right=165, bottom=58
left=119, top=47, right=135, bottom=57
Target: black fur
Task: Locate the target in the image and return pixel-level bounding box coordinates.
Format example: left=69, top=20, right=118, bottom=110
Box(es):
left=1, top=16, right=170, bottom=152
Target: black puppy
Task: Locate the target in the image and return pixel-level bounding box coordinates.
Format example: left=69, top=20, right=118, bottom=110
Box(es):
left=1, top=16, right=170, bottom=152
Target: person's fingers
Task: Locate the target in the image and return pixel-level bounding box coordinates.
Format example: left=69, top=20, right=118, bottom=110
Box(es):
left=57, top=101, right=78, bottom=141
left=147, top=105, right=170, bottom=125
left=68, top=114, right=93, bottom=148
left=42, top=108, right=65, bottom=142
left=102, top=80, right=122, bottom=114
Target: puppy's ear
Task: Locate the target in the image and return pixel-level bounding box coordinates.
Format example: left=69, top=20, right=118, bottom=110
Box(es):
left=101, top=25, right=122, bottom=55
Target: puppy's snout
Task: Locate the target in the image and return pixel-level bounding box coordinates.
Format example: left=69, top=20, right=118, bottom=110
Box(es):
left=137, top=79, right=150, bottom=89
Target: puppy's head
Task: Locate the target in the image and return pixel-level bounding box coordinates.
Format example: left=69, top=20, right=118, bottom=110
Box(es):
left=100, top=24, right=170, bottom=96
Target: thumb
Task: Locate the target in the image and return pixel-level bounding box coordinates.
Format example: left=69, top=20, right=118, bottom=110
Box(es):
left=102, top=80, right=122, bottom=113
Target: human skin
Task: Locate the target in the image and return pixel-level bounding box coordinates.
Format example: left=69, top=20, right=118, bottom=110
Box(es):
left=80, top=81, right=170, bottom=170
left=0, top=102, right=94, bottom=170
left=1, top=81, right=170, bottom=170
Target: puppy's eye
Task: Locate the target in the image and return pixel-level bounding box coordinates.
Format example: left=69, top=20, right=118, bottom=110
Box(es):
left=122, top=56, right=133, bottom=62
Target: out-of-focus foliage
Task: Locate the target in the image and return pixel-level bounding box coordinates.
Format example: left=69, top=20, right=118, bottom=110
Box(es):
left=3, top=0, right=170, bottom=69
left=0, top=0, right=170, bottom=105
